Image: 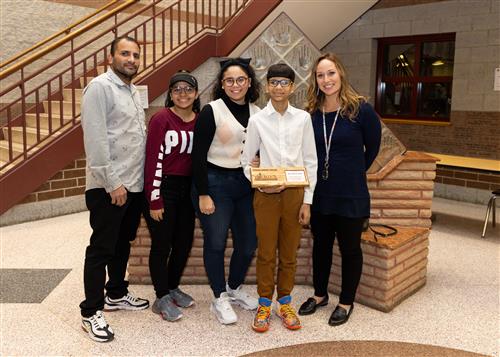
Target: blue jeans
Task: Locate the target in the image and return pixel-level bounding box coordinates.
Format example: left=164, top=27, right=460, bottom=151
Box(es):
left=192, top=168, right=257, bottom=297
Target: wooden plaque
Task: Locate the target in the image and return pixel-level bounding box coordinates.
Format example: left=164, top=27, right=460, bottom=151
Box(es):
left=250, top=167, right=309, bottom=188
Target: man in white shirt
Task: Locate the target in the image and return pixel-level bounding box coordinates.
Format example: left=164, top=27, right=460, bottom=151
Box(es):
left=241, top=63, right=317, bottom=333
left=80, top=36, right=149, bottom=343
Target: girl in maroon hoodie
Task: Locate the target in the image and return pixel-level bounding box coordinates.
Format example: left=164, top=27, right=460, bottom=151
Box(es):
left=144, top=71, right=200, bottom=322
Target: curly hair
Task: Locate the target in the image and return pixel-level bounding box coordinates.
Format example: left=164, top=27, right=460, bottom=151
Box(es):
left=305, top=53, right=365, bottom=120
left=211, top=58, right=260, bottom=103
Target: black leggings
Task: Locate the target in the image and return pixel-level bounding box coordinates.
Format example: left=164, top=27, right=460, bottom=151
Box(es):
left=310, top=212, right=365, bottom=305
left=144, top=176, right=195, bottom=299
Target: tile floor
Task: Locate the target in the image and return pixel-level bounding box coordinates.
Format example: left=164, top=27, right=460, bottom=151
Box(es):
left=0, top=197, right=498, bottom=356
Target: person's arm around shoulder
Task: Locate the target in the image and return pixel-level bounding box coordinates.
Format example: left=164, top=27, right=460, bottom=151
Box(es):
left=81, top=81, right=126, bottom=206
left=360, top=102, right=382, bottom=171
left=299, top=112, right=318, bottom=225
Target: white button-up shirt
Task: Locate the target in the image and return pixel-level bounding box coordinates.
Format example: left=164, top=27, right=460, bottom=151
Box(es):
left=81, top=68, right=146, bottom=193
left=241, top=100, right=317, bottom=204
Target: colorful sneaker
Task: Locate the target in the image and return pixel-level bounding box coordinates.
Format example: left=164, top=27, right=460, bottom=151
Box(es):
left=170, top=287, right=195, bottom=308
left=276, top=295, right=301, bottom=330
left=226, top=284, right=258, bottom=310
left=81, top=310, right=114, bottom=342
left=210, top=292, right=237, bottom=324
left=104, top=292, right=149, bottom=311
left=252, top=297, right=272, bottom=333
left=152, top=294, right=183, bottom=321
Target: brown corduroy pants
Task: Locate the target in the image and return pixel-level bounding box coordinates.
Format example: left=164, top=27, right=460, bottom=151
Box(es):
left=254, top=187, right=304, bottom=300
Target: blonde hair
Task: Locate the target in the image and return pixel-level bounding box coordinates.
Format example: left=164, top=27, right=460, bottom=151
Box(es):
left=305, top=53, right=365, bottom=120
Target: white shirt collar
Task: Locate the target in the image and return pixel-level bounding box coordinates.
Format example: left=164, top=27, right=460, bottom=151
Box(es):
left=107, top=68, right=131, bottom=88
left=264, top=99, right=296, bottom=117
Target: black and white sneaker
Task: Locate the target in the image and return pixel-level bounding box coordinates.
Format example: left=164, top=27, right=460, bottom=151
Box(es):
left=81, top=310, right=114, bottom=343
left=104, top=292, right=149, bottom=311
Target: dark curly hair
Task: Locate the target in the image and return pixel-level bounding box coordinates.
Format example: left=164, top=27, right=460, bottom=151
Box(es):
left=211, top=58, right=260, bottom=103
left=164, top=70, right=201, bottom=113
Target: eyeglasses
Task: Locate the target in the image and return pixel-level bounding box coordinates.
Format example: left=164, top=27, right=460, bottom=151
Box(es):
left=222, top=76, right=248, bottom=87
left=171, top=86, right=195, bottom=95
left=268, top=79, right=292, bottom=87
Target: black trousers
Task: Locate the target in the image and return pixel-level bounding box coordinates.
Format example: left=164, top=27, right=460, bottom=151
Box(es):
left=80, top=188, right=144, bottom=318
left=144, top=176, right=195, bottom=299
left=310, top=212, right=365, bottom=305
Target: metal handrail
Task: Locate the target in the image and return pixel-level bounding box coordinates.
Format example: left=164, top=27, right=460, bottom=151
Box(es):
left=0, top=0, right=253, bottom=174
left=0, top=0, right=139, bottom=80
left=0, top=0, right=126, bottom=70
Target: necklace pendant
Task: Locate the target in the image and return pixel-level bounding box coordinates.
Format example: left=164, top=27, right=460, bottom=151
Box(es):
left=322, top=168, right=329, bottom=181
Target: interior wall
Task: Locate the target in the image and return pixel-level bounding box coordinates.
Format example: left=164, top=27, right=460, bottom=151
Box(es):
left=323, top=0, right=500, bottom=160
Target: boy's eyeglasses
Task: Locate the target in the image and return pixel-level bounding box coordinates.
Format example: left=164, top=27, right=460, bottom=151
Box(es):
left=268, top=79, right=292, bottom=87
left=222, top=76, right=248, bottom=87
left=172, top=86, right=195, bottom=95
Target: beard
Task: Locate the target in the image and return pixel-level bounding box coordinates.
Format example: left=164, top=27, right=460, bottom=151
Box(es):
left=114, top=67, right=137, bottom=81
left=111, top=61, right=138, bottom=82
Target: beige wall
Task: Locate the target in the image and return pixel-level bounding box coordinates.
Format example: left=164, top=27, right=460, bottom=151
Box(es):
left=324, top=0, right=500, bottom=160
left=231, top=0, right=377, bottom=56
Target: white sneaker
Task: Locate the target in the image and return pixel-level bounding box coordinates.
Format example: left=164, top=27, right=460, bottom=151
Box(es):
left=226, top=284, right=258, bottom=310
left=104, top=292, right=149, bottom=311
left=210, top=292, right=237, bottom=324
left=81, top=310, right=114, bottom=342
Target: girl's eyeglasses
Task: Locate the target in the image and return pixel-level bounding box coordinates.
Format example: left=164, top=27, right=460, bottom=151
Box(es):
left=222, top=76, right=248, bottom=87
left=172, top=86, right=195, bottom=95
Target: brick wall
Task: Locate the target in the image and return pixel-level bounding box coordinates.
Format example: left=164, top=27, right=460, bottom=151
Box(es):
left=387, top=112, right=500, bottom=160
left=128, top=151, right=437, bottom=311
left=367, top=152, right=436, bottom=227
left=130, top=222, right=314, bottom=285
left=18, top=156, right=86, bottom=204
left=330, top=227, right=429, bottom=312
left=436, top=165, right=500, bottom=191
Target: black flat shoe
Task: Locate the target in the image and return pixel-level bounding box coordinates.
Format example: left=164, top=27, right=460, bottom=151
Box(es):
left=298, top=296, right=328, bottom=316
left=328, top=304, right=353, bottom=326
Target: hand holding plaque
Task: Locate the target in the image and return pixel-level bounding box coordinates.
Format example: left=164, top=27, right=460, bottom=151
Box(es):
left=250, top=167, right=309, bottom=188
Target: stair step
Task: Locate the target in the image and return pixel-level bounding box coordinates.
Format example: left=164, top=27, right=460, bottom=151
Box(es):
left=62, top=88, right=83, bottom=102
left=0, top=140, right=24, bottom=161
left=0, top=156, right=23, bottom=175
left=25, top=113, right=74, bottom=130
left=2, top=126, right=50, bottom=146
left=42, top=100, right=81, bottom=116
left=80, top=77, right=94, bottom=88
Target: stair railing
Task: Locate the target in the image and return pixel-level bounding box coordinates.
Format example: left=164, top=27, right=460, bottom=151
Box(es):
left=0, top=0, right=125, bottom=70
left=0, top=0, right=251, bottom=174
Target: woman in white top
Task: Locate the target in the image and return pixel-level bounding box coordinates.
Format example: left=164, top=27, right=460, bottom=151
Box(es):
left=191, top=58, right=261, bottom=325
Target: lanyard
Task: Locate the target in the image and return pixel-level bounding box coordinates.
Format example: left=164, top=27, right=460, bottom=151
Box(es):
left=322, top=107, right=340, bottom=180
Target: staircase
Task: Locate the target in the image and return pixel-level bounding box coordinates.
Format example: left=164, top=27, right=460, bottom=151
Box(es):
left=0, top=0, right=282, bottom=215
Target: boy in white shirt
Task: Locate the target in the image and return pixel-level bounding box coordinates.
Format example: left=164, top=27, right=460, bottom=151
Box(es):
left=241, top=63, right=317, bottom=332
